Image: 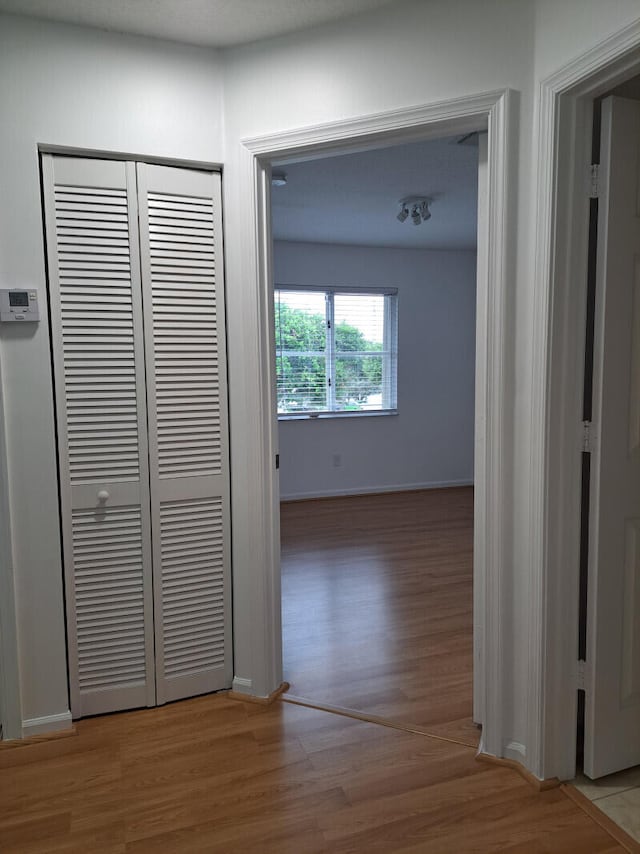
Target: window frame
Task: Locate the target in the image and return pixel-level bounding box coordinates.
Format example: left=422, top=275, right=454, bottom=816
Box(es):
left=274, top=284, right=398, bottom=420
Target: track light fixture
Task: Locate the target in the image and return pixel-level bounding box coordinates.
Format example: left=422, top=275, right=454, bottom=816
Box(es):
left=396, top=196, right=433, bottom=226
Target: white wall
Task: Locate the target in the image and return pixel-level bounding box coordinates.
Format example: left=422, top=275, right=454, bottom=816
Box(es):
left=221, top=0, right=640, bottom=775
left=274, top=241, right=476, bottom=500
left=0, top=13, right=225, bottom=728
left=534, top=0, right=640, bottom=80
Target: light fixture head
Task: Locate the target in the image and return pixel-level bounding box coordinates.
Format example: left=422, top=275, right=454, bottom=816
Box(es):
left=396, top=195, right=433, bottom=227
left=272, top=171, right=287, bottom=187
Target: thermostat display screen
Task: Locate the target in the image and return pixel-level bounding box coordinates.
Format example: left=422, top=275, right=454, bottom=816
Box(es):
left=9, top=292, right=29, bottom=308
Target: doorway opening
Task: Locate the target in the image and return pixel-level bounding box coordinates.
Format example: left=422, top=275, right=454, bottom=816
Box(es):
left=569, top=74, right=640, bottom=842
left=535, top=22, right=640, bottom=838
left=270, top=135, right=482, bottom=745
left=240, top=88, right=512, bottom=761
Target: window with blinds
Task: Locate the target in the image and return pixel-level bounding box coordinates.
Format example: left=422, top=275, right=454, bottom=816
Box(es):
left=274, top=287, right=398, bottom=416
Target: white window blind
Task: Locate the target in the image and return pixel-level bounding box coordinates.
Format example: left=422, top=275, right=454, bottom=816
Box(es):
left=275, top=287, right=398, bottom=416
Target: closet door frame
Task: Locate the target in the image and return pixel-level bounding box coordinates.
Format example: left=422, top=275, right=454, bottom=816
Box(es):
left=40, top=145, right=221, bottom=173
left=41, top=146, right=229, bottom=717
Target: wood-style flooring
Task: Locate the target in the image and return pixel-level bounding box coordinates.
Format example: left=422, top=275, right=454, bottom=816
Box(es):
left=281, top=487, right=477, bottom=745
left=3, top=486, right=626, bottom=852
left=0, top=693, right=627, bottom=853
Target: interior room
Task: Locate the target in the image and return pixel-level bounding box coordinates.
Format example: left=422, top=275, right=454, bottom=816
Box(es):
left=1, top=1, right=640, bottom=851
left=272, top=136, right=480, bottom=747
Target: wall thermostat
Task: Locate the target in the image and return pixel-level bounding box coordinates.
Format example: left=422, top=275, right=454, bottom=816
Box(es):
left=0, top=290, right=40, bottom=322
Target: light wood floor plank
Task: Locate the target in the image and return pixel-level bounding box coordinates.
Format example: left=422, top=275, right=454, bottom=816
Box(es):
left=281, top=487, right=477, bottom=743
left=0, top=694, right=627, bottom=853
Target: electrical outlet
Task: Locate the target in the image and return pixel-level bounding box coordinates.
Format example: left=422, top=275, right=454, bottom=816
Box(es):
left=332, top=453, right=342, bottom=467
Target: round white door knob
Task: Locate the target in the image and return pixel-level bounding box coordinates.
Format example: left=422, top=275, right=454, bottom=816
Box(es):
left=97, top=490, right=110, bottom=502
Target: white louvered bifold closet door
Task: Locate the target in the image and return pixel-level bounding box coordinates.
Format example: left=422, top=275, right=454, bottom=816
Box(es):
left=136, top=164, right=232, bottom=704
left=42, top=155, right=155, bottom=718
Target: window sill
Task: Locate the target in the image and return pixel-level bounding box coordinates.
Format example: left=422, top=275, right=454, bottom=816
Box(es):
left=278, top=409, right=398, bottom=422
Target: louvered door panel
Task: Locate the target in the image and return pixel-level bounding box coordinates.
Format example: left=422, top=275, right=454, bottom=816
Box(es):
left=160, top=497, right=226, bottom=699
left=43, top=155, right=155, bottom=717
left=148, top=190, right=222, bottom=479
left=73, top=505, right=146, bottom=692
left=137, top=164, right=231, bottom=704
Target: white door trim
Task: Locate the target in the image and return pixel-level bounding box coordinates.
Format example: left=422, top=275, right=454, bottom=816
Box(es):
left=474, top=129, right=489, bottom=728
left=0, top=362, right=22, bottom=740
left=530, top=18, right=640, bottom=781
left=233, top=88, right=515, bottom=759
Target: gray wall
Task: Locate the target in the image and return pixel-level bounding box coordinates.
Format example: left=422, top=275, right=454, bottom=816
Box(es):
left=275, top=241, right=476, bottom=499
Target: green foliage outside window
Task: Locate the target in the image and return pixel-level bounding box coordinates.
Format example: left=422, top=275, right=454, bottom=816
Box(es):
left=276, top=302, right=383, bottom=413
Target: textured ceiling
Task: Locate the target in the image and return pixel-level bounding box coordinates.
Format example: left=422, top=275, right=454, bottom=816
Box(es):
left=272, top=135, right=480, bottom=251
left=0, top=0, right=399, bottom=48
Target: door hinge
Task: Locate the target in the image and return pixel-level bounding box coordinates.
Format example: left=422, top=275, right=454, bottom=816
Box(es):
left=581, top=420, right=592, bottom=453
left=588, top=163, right=600, bottom=199
left=275, top=453, right=280, bottom=470
left=577, top=659, right=588, bottom=691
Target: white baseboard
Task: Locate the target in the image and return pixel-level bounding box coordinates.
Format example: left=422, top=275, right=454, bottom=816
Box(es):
left=22, top=710, right=73, bottom=737
left=503, top=739, right=527, bottom=762
left=280, top=478, right=473, bottom=502
left=232, top=676, right=253, bottom=694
